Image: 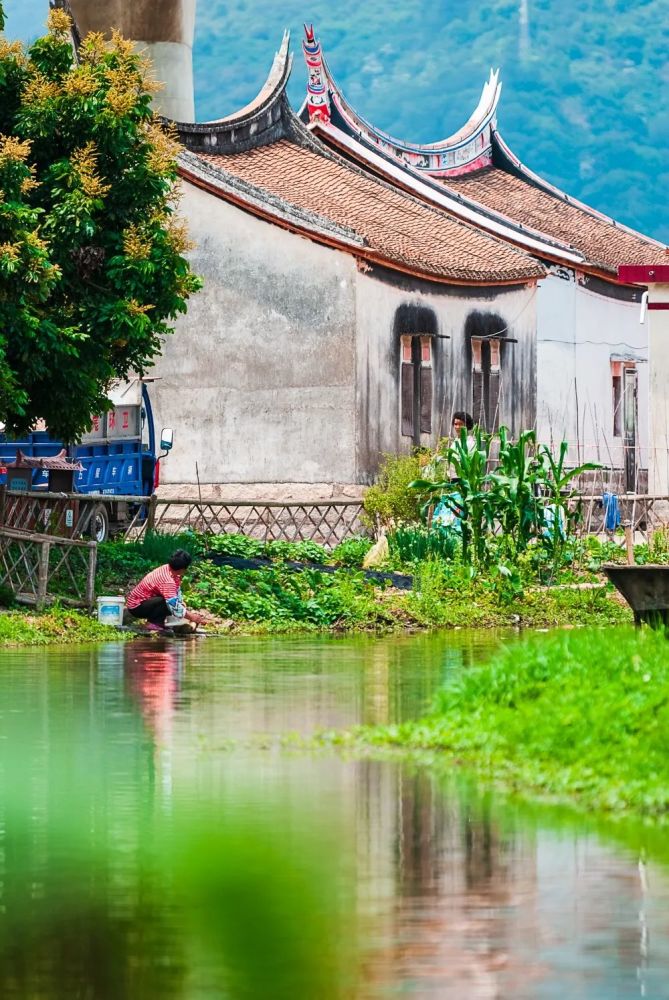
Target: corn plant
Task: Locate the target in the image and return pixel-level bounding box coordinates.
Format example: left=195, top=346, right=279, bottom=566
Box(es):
left=536, top=439, right=600, bottom=572
left=410, top=428, right=599, bottom=570
left=487, top=428, right=544, bottom=554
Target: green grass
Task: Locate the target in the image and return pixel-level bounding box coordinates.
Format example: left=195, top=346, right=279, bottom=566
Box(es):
left=0, top=608, right=124, bottom=646
left=348, top=627, right=669, bottom=817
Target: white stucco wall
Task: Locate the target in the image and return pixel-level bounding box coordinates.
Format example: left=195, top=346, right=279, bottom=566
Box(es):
left=536, top=269, right=648, bottom=471
left=151, top=181, right=358, bottom=484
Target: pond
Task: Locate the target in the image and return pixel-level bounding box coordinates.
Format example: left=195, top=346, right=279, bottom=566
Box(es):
left=1, top=631, right=669, bottom=998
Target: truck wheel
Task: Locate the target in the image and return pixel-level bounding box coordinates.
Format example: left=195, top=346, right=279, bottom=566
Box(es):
left=90, top=504, right=110, bottom=543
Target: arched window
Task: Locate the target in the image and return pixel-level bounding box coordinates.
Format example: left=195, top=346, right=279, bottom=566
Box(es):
left=464, top=311, right=508, bottom=432
left=394, top=304, right=438, bottom=444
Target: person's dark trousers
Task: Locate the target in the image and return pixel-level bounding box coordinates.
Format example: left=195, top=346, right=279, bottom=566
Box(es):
left=128, top=596, right=170, bottom=625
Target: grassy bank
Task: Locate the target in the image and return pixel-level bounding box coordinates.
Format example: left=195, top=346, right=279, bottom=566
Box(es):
left=0, top=608, right=124, bottom=647
left=91, top=532, right=631, bottom=634
left=345, top=628, right=669, bottom=817
left=0, top=530, right=633, bottom=647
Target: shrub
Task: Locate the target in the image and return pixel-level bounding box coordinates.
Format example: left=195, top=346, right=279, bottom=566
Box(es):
left=362, top=453, right=423, bottom=531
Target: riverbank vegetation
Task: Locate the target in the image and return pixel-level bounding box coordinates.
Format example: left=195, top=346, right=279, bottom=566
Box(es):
left=0, top=607, right=123, bottom=646
left=87, top=528, right=631, bottom=634
left=342, top=628, right=669, bottom=817
left=79, top=428, right=634, bottom=634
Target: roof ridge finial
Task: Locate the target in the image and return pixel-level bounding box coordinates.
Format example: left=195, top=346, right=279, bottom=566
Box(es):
left=302, top=23, right=331, bottom=125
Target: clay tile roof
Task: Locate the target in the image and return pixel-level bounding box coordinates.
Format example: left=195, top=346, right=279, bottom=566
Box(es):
left=445, top=168, right=667, bottom=273
left=192, top=141, right=545, bottom=284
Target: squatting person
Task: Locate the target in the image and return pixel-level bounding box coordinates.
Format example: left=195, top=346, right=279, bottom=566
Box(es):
left=126, top=549, right=209, bottom=631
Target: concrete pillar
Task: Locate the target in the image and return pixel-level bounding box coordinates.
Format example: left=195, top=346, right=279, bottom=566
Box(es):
left=68, top=0, right=196, bottom=122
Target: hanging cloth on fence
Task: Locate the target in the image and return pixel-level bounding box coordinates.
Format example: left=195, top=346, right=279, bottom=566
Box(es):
left=602, top=491, right=621, bottom=532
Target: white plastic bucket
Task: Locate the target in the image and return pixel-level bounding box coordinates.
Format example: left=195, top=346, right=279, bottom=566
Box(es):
left=96, top=596, right=125, bottom=627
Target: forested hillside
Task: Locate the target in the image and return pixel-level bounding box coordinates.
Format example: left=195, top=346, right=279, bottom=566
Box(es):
left=7, top=0, right=669, bottom=242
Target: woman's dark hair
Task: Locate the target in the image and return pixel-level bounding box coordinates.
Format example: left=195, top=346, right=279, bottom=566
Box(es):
left=169, top=549, right=193, bottom=571
left=452, top=410, right=474, bottom=430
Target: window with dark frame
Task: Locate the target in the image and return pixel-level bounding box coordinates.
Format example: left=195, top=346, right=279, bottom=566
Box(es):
left=471, top=336, right=502, bottom=432
left=612, top=370, right=622, bottom=437
left=465, top=311, right=508, bottom=434
left=400, top=334, right=433, bottom=440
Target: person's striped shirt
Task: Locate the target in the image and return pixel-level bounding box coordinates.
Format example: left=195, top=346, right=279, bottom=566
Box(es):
left=127, top=564, right=180, bottom=610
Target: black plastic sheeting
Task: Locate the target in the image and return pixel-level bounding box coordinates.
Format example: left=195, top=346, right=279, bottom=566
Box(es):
left=203, top=552, right=414, bottom=591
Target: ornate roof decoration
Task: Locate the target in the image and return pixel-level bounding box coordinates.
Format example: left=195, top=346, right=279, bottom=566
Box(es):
left=302, top=24, right=331, bottom=125
left=175, top=31, right=292, bottom=152
left=175, top=31, right=543, bottom=286
left=299, top=25, right=501, bottom=177
left=299, top=26, right=667, bottom=277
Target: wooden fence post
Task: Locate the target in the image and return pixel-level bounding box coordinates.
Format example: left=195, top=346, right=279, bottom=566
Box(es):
left=86, top=541, right=98, bottom=610
left=146, top=493, right=158, bottom=534
left=37, top=539, right=51, bottom=610
left=624, top=521, right=635, bottom=565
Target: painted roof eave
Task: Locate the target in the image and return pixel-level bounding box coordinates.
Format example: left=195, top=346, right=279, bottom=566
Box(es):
left=178, top=150, right=542, bottom=288
left=203, top=31, right=292, bottom=126
left=174, top=32, right=292, bottom=148
left=324, top=58, right=501, bottom=156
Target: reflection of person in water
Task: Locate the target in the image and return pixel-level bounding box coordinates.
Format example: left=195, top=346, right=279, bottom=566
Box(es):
left=124, top=640, right=183, bottom=751
left=126, top=549, right=210, bottom=631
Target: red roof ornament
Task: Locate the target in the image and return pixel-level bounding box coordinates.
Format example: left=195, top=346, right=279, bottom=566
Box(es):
left=302, top=24, right=331, bottom=125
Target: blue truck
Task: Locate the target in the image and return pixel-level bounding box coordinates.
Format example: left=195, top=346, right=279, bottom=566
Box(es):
left=0, top=380, right=173, bottom=541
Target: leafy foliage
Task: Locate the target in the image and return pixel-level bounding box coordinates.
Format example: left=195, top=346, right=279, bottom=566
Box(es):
left=330, top=536, right=373, bottom=567
left=361, top=628, right=669, bottom=816
left=411, top=427, right=598, bottom=570
left=0, top=6, right=201, bottom=438
left=387, top=524, right=458, bottom=565
left=362, top=453, right=423, bottom=530
left=85, top=529, right=630, bottom=635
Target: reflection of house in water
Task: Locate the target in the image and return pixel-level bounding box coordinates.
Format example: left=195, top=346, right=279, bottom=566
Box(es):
left=356, top=763, right=545, bottom=995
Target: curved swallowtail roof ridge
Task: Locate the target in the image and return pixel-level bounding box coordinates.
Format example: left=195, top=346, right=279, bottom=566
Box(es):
left=176, top=31, right=293, bottom=153
left=300, top=25, right=667, bottom=278
left=299, top=24, right=501, bottom=177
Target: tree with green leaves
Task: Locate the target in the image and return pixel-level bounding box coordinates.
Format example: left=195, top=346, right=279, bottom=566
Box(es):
left=0, top=4, right=201, bottom=440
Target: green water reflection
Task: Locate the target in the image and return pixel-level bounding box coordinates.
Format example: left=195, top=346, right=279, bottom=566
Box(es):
left=1, top=631, right=669, bottom=998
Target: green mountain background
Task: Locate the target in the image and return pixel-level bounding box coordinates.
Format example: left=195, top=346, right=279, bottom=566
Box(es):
left=6, top=0, right=669, bottom=243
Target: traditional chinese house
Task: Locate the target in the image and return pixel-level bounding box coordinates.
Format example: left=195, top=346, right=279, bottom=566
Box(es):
left=61, top=4, right=669, bottom=491
left=148, top=36, right=546, bottom=487
left=297, top=26, right=668, bottom=492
